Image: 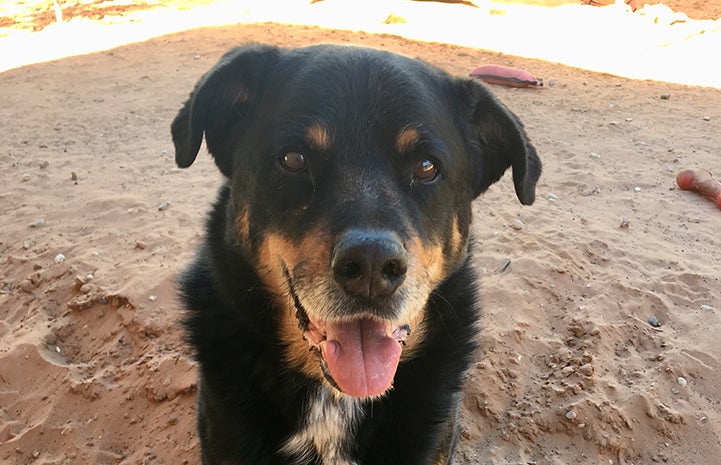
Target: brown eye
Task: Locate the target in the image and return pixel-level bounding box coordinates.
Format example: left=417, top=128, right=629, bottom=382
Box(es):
left=413, top=159, right=438, bottom=182
left=281, top=151, right=307, bottom=173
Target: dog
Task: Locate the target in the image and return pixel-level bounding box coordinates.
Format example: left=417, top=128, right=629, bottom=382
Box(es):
left=171, top=43, right=541, bottom=465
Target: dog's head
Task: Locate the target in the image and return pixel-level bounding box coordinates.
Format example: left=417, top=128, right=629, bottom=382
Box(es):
left=172, top=44, right=541, bottom=398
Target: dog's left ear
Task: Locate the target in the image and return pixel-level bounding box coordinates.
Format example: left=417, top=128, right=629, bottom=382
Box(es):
left=457, top=79, right=541, bottom=205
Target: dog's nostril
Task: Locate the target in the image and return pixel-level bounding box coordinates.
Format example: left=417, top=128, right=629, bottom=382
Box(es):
left=382, top=259, right=407, bottom=282
left=332, top=230, right=407, bottom=300
left=338, top=260, right=363, bottom=281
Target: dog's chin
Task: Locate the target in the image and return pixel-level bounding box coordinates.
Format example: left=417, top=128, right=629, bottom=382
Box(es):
left=294, top=301, right=411, bottom=399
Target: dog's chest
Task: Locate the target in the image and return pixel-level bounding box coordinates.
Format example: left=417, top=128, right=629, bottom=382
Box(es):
left=281, top=388, right=363, bottom=465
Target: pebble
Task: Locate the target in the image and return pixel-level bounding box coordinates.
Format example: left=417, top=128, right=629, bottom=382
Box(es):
left=71, top=171, right=78, bottom=181
left=511, top=219, right=524, bottom=231
left=677, top=377, right=687, bottom=387
left=660, top=94, right=671, bottom=100
left=23, top=240, right=31, bottom=249
left=703, top=116, right=711, bottom=121
left=547, top=193, right=559, bottom=202
left=565, top=410, right=577, bottom=420
left=158, top=200, right=171, bottom=211
left=21, top=173, right=31, bottom=182
left=700, top=305, right=713, bottom=311
left=634, top=186, right=642, bottom=192
left=648, top=316, right=661, bottom=328
left=149, top=295, right=158, bottom=302
left=589, top=152, right=601, bottom=159
left=619, top=217, right=630, bottom=229
left=29, top=219, right=45, bottom=228
left=39, top=160, right=49, bottom=169
left=54, top=253, right=66, bottom=264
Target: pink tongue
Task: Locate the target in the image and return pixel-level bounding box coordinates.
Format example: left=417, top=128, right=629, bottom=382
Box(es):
left=320, top=318, right=402, bottom=398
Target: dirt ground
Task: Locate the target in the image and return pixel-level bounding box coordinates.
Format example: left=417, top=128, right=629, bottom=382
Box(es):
left=1, top=1, right=720, bottom=465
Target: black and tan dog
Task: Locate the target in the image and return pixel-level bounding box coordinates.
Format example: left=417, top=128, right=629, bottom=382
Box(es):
left=171, top=44, right=541, bottom=465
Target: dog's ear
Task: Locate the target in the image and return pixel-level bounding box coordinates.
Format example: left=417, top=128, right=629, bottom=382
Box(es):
left=458, top=79, right=541, bottom=205
left=171, top=45, right=281, bottom=177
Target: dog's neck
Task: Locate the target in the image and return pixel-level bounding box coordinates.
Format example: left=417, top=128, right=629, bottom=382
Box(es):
left=280, top=386, right=364, bottom=465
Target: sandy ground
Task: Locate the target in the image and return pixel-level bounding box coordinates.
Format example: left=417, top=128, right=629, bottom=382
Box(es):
left=1, top=1, right=720, bottom=465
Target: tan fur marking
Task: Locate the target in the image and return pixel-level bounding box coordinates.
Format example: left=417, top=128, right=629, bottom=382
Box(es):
left=413, top=237, right=446, bottom=287
left=395, top=126, right=421, bottom=154
left=258, top=229, right=334, bottom=381
left=398, top=236, right=446, bottom=361
left=451, top=216, right=463, bottom=257
left=306, top=123, right=332, bottom=151
left=236, top=210, right=250, bottom=245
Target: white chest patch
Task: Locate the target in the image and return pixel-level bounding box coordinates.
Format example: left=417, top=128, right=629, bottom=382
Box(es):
left=280, top=388, right=364, bottom=465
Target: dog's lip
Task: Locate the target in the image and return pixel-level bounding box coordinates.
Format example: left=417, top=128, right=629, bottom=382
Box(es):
left=300, top=311, right=411, bottom=348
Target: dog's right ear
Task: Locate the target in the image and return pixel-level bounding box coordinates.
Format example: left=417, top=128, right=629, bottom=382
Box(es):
left=171, top=45, right=281, bottom=177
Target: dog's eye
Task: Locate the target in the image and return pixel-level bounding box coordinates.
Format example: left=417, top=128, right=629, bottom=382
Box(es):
left=412, top=159, right=438, bottom=183
left=280, top=151, right=308, bottom=173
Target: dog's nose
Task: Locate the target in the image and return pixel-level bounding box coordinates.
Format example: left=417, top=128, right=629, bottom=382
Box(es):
left=332, top=230, right=408, bottom=300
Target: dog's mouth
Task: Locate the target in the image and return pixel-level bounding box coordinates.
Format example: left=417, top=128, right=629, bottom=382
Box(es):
left=288, top=273, right=410, bottom=398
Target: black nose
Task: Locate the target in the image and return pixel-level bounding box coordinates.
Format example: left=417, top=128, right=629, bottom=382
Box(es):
left=332, top=229, right=408, bottom=300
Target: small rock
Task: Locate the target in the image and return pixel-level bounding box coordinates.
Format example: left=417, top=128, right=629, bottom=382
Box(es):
left=158, top=201, right=171, bottom=211
left=71, top=171, right=78, bottom=181
left=134, top=241, right=147, bottom=250
left=547, top=193, right=559, bottom=202
left=671, top=387, right=680, bottom=395
left=634, top=186, right=642, bottom=192
left=193, top=54, right=201, bottom=60
left=54, top=253, right=66, bottom=264
left=548, top=79, right=555, bottom=87
left=703, top=116, right=710, bottom=121
left=660, top=94, right=671, bottom=100
left=80, top=284, right=93, bottom=294
left=19, top=279, right=36, bottom=292
left=565, top=410, right=577, bottom=420
left=619, top=217, right=630, bottom=228
left=677, top=377, right=687, bottom=387
left=511, top=219, right=524, bottom=231
left=149, top=295, right=158, bottom=302
left=21, top=173, right=31, bottom=182
left=700, top=305, right=713, bottom=311
left=648, top=316, right=661, bottom=328
left=23, top=240, right=31, bottom=249
left=589, top=152, right=601, bottom=159
left=29, top=219, right=45, bottom=228
left=39, top=161, right=49, bottom=169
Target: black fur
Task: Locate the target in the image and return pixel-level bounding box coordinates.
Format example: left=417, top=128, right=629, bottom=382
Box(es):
left=172, top=44, right=541, bottom=465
